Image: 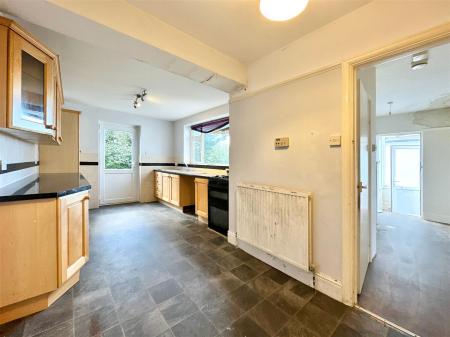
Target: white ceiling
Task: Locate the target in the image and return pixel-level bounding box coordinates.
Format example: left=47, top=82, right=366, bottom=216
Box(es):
left=128, top=0, right=371, bottom=64
left=17, top=21, right=229, bottom=121
left=376, top=43, right=450, bottom=116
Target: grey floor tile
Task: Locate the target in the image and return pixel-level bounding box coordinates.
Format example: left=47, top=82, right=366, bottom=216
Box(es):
left=227, top=285, right=262, bottom=312
left=276, top=318, right=319, bottom=337
left=209, top=271, right=244, bottom=294
left=309, top=293, right=348, bottom=321
left=219, top=315, right=270, bottom=337
left=73, top=286, right=114, bottom=319
left=231, top=250, right=253, bottom=262
left=23, top=291, right=73, bottom=337
left=296, top=303, right=339, bottom=337
left=209, top=236, right=227, bottom=247
left=387, top=328, right=410, bottom=337
left=0, top=318, right=25, bottom=337
left=244, top=257, right=271, bottom=275
left=101, top=325, right=124, bottom=337
left=158, top=294, right=198, bottom=327
left=289, top=282, right=315, bottom=301
left=340, top=309, right=388, bottom=337
left=148, top=279, right=183, bottom=304
left=331, top=324, right=362, bottom=337
left=268, top=286, right=309, bottom=316
left=122, top=310, right=169, bottom=337
left=171, top=312, right=218, bottom=337
left=248, top=300, right=289, bottom=336
left=263, top=269, right=292, bottom=285
left=74, top=305, right=119, bottom=337
left=165, top=260, right=194, bottom=277
left=30, top=320, right=73, bottom=337
left=216, top=255, right=244, bottom=270
left=230, top=264, right=258, bottom=282
left=110, top=277, right=156, bottom=322
left=247, top=275, right=281, bottom=299
left=201, top=297, right=244, bottom=331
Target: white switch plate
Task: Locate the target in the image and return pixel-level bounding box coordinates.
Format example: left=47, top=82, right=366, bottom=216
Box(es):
left=275, top=137, right=289, bottom=149
left=329, top=134, right=341, bottom=147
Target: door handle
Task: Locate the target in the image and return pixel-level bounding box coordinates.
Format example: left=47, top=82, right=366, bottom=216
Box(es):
left=358, top=182, right=367, bottom=193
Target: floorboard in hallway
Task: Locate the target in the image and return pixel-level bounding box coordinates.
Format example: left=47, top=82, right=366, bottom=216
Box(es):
left=1, top=203, right=408, bottom=337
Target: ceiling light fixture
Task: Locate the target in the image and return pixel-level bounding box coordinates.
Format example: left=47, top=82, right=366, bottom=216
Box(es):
left=133, top=89, right=148, bottom=109
left=411, top=51, right=428, bottom=70
left=259, top=0, right=309, bottom=21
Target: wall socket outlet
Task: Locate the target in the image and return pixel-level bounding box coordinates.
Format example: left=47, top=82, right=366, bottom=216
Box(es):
left=275, top=137, right=289, bottom=149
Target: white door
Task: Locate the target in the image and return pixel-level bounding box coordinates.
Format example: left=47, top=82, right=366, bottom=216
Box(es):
left=358, top=81, right=371, bottom=294
left=100, top=122, right=139, bottom=205
left=391, top=145, right=421, bottom=216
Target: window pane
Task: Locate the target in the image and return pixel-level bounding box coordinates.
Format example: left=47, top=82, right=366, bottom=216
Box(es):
left=21, top=51, right=44, bottom=122
left=204, top=128, right=229, bottom=165
left=105, top=129, right=132, bottom=169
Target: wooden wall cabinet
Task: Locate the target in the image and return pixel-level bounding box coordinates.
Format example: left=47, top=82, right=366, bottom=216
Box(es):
left=195, top=178, right=209, bottom=221
left=0, top=17, right=63, bottom=144
left=58, top=191, right=89, bottom=285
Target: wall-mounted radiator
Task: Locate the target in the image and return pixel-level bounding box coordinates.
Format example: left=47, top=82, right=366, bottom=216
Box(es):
left=236, top=183, right=312, bottom=272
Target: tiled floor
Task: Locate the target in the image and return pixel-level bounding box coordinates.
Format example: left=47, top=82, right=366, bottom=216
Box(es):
left=1, top=203, right=409, bottom=337
left=359, top=212, right=450, bottom=337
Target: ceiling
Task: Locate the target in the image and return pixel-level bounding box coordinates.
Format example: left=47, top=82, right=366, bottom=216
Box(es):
left=20, top=21, right=229, bottom=121
left=128, top=0, right=371, bottom=64
left=376, top=42, right=450, bottom=116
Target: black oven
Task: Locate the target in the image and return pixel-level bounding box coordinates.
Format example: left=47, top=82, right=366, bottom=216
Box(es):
left=208, top=176, right=229, bottom=235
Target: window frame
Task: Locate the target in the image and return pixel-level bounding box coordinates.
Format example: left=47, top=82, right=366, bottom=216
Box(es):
left=189, top=122, right=229, bottom=166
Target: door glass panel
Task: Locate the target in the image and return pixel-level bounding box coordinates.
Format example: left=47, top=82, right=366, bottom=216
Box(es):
left=104, top=129, right=133, bottom=169
left=21, top=51, right=45, bottom=123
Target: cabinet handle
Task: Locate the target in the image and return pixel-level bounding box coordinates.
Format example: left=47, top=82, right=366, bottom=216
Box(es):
left=58, top=136, right=63, bottom=142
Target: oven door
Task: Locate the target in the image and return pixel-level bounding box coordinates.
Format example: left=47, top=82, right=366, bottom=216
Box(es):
left=208, top=185, right=229, bottom=235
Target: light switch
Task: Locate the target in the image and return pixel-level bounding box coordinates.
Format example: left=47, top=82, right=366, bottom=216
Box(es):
left=329, top=134, right=341, bottom=147
left=275, top=137, right=289, bottom=149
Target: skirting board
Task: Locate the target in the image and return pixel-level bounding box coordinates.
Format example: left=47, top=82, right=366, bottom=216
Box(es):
left=423, top=212, right=450, bottom=225
left=227, top=230, right=237, bottom=245
left=236, top=237, right=343, bottom=303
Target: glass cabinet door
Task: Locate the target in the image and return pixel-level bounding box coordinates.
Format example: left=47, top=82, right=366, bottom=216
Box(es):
left=10, top=31, right=55, bottom=135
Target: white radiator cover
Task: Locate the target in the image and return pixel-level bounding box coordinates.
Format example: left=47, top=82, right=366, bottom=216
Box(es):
left=236, top=183, right=312, bottom=272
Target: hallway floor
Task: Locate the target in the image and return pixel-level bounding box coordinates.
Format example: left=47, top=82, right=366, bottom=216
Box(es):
left=359, top=212, right=450, bottom=337
left=1, top=203, right=406, bottom=337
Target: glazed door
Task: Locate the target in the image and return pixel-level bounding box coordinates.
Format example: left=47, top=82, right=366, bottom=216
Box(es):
left=100, top=122, right=139, bottom=205
left=10, top=31, right=55, bottom=135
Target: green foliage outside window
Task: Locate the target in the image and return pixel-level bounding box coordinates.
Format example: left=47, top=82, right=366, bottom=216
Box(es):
left=191, top=127, right=229, bottom=165
left=105, top=129, right=132, bottom=169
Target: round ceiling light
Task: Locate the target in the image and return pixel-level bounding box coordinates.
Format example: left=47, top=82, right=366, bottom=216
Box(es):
left=259, top=0, right=309, bottom=21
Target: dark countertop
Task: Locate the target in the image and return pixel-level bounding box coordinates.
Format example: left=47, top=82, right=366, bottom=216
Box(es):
left=155, top=168, right=223, bottom=179
left=0, top=173, right=91, bottom=202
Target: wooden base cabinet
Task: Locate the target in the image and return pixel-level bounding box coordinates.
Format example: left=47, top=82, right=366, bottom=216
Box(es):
left=58, top=191, right=90, bottom=285
left=195, top=178, right=208, bottom=222
left=0, top=191, right=90, bottom=324
left=155, top=172, right=195, bottom=210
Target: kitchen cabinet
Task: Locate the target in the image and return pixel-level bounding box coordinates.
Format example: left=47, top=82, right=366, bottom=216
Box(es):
left=0, top=189, right=90, bottom=324
left=58, top=191, right=89, bottom=285
left=155, top=171, right=195, bottom=210
left=195, top=178, right=208, bottom=222
left=0, top=17, right=63, bottom=144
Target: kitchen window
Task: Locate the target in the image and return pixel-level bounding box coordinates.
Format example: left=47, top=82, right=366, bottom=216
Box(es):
left=190, top=117, right=229, bottom=165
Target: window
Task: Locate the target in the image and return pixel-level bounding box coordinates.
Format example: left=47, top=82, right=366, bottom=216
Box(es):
left=190, top=124, right=229, bottom=165
left=104, top=129, right=133, bottom=169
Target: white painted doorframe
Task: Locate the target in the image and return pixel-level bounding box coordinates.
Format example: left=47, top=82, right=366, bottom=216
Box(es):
left=99, top=121, right=140, bottom=205
left=340, top=23, right=450, bottom=306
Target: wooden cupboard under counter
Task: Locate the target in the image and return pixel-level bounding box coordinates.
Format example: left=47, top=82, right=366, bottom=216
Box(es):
left=195, top=178, right=209, bottom=223
left=0, top=175, right=91, bottom=324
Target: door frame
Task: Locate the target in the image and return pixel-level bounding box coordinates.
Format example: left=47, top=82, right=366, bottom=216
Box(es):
left=98, top=121, right=140, bottom=206
left=341, top=23, right=450, bottom=306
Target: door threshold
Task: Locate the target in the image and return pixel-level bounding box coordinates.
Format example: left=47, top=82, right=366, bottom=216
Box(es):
left=355, top=305, right=420, bottom=337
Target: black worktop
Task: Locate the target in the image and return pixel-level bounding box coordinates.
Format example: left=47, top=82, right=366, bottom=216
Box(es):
left=0, top=173, right=91, bottom=202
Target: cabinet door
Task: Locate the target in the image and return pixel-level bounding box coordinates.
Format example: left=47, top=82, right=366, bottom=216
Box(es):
left=170, top=175, right=180, bottom=206
left=155, top=172, right=163, bottom=198
left=195, top=178, right=209, bottom=218
left=162, top=174, right=171, bottom=202
left=0, top=199, right=58, bottom=307
left=9, top=31, right=55, bottom=135
left=58, top=191, right=89, bottom=285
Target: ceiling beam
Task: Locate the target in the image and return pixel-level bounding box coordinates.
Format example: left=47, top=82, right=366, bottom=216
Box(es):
left=47, top=0, right=247, bottom=86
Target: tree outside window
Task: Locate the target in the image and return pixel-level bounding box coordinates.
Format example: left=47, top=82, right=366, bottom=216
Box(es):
left=190, top=125, right=229, bottom=165
left=104, top=129, right=133, bottom=169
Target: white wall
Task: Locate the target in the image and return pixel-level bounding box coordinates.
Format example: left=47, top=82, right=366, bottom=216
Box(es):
left=173, top=104, right=229, bottom=164
left=422, top=128, right=450, bottom=224
left=230, top=67, right=343, bottom=285
left=246, top=0, right=450, bottom=92
left=0, top=134, right=39, bottom=188
left=65, top=101, right=174, bottom=208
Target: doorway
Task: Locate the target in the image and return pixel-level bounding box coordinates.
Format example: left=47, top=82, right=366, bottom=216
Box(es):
left=99, top=122, right=139, bottom=205
left=355, top=41, right=450, bottom=337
